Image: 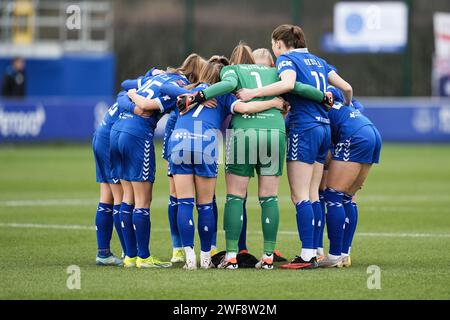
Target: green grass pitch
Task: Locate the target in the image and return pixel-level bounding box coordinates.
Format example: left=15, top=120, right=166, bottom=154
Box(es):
left=0, top=143, right=449, bottom=299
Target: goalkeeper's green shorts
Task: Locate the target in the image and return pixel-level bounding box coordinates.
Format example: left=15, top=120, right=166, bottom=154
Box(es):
left=225, top=128, right=285, bottom=177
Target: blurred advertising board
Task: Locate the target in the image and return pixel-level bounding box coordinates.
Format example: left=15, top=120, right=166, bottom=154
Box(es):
left=323, top=1, right=408, bottom=53
left=362, top=98, right=450, bottom=142
left=0, top=97, right=113, bottom=142
left=433, top=12, right=450, bottom=97
left=1, top=97, right=449, bottom=143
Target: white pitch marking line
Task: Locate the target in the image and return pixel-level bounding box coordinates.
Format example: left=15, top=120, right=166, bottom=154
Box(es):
left=0, top=222, right=449, bottom=238
left=1, top=194, right=449, bottom=207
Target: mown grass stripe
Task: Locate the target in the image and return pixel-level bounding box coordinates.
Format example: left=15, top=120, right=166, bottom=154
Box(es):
left=1, top=222, right=449, bottom=238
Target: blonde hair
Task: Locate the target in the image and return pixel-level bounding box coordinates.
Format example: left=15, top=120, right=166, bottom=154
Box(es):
left=229, top=42, right=255, bottom=65
left=252, top=48, right=274, bottom=67
left=186, top=62, right=224, bottom=89
left=167, top=53, right=206, bottom=84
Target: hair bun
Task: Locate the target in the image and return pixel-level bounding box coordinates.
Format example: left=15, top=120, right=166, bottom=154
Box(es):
left=292, top=26, right=301, bottom=38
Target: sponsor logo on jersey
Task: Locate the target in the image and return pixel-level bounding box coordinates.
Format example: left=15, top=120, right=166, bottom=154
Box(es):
left=278, top=60, right=293, bottom=70
left=119, top=113, right=134, bottom=120
left=315, top=116, right=330, bottom=124
left=349, top=110, right=362, bottom=118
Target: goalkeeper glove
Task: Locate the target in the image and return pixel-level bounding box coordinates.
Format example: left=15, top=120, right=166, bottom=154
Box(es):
left=177, top=91, right=207, bottom=115
left=322, top=91, right=334, bottom=112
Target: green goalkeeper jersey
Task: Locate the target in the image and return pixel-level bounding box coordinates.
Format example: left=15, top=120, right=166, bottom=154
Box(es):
left=202, top=64, right=325, bottom=132
left=205, top=64, right=286, bottom=132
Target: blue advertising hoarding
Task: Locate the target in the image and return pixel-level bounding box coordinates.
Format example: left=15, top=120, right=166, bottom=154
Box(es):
left=0, top=97, right=449, bottom=143
left=0, top=54, right=115, bottom=97
left=362, top=98, right=450, bottom=143
left=0, top=97, right=114, bottom=142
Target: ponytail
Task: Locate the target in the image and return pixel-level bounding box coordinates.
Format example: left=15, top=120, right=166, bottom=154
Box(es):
left=272, top=24, right=307, bottom=49
left=167, top=53, right=206, bottom=83
left=229, top=41, right=256, bottom=65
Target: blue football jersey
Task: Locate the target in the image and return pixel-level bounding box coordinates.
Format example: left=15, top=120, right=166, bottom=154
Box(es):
left=95, top=91, right=131, bottom=137
left=277, top=48, right=332, bottom=131
left=112, top=73, right=189, bottom=139
left=166, top=110, right=178, bottom=133
left=97, top=74, right=151, bottom=136
left=170, top=83, right=237, bottom=154
left=328, top=102, right=373, bottom=144
left=326, top=66, right=372, bottom=143
left=327, top=85, right=365, bottom=113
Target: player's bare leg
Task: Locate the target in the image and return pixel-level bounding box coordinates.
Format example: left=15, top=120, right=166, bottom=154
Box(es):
left=326, top=161, right=362, bottom=193
left=120, top=180, right=134, bottom=205
left=99, top=183, right=114, bottom=204
left=288, top=161, right=313, bottom=205
left=348, top=163, right=372, bottom=196
left=132, top=181, right=152, bottom=209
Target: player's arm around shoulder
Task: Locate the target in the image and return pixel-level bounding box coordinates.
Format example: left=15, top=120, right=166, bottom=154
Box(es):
left=328, top=70, right=353, bottom=105
left=233, top=96, right=286, bottom=114
left=127, top=89, right=160, bottom=112
left=202, top=66, right=239, bottom=100
left=238, top=56, right=297, bottom=101
left=160, top=82, right=192, bottom=98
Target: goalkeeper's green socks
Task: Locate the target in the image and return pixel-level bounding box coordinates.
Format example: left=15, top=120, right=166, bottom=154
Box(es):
left=224, top=195, right=279, bottom=256
left=260, top=196, right=280, bottom=255
left=224, top=194, right=245, bottom=253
